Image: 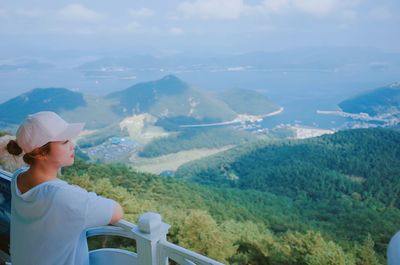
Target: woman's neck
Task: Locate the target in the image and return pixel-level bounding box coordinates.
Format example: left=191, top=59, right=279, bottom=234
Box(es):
left=17, top=164, right=60, bottom=194
left=27, top=163, right=59, bottom=184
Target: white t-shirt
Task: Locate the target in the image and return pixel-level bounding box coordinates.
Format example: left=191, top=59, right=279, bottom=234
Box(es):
left=10, top=166, right=115, bottom=265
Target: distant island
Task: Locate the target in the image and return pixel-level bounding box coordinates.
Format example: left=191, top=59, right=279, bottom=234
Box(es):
left=317, top=82, right=400, bottom=129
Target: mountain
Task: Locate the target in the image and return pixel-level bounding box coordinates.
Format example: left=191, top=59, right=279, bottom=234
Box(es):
left=77, top=54, right=164, bottom=70
left=78, top=47, right=400, bottom=73
left=339, top=83, right=400, bottom=116
left=0, top=88, right=86, bottom=124
left=0, top=75, right=281, bottom=131
left=176, top=128, right=400, bottom=207
left=59, top=95, right=121, bottom=129
left=216, top=88, right=280, bottom=115
left=0, top=59, right=54, bottom=72
left=106, top=75, right=236, bottom=123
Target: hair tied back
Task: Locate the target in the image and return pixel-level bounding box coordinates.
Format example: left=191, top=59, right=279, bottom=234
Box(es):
left=7, top=140, right=23, bottom=156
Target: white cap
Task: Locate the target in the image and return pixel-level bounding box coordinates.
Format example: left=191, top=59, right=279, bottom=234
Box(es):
left=16, top=111, right=85, bottom=154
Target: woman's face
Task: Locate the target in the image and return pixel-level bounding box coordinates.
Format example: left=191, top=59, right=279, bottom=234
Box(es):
left=46, top=140, right=76, bottom=168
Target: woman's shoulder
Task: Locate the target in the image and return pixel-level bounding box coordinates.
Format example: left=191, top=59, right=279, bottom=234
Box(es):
left=55, top=182, right=90, bottom=197
left=52, top=183, right=92, bottom=214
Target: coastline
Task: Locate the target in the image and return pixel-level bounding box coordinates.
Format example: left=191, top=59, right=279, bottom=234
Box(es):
left=179, top=107, right=284, bottom=128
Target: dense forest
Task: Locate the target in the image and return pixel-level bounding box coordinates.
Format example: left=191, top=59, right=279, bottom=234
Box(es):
left=171, top=128, right=400, bottom=262
left=176, top=128, right=400, bottom=207
left=139, top=127, right=257, bottom=157
left=59, top=153, right=396, bottom=264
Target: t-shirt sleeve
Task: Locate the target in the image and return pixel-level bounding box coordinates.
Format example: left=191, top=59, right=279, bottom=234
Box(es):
left=83, top=191, right=115, bottom=228
left=56, top=185, right=115, bottom=230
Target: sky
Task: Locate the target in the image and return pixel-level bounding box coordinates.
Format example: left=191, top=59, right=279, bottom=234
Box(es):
left=0, top=0, right=400, bottom=58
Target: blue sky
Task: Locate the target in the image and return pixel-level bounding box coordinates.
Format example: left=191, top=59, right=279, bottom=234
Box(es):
left=0, top=0, right=399, bottom=57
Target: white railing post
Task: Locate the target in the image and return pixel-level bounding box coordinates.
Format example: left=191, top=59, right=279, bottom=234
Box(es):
left=133, top=212, right=170, bottom=265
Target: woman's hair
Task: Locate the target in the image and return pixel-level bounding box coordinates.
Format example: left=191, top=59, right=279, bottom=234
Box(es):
left=6, top=140, right=51, bottom=165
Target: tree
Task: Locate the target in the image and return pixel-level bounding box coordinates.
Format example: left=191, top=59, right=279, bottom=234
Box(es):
left=354, top=234, right=381, bottom=265
left=177, top=209, right=236, bottom=263
left=271, top=231, right=354, bottom=265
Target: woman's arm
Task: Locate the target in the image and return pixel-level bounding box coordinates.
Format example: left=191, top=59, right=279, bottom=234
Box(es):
left=109, top=201, right=124, bottom=224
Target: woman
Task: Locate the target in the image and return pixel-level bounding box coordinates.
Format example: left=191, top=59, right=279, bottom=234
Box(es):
left=6, top=111, right=124, bottom=265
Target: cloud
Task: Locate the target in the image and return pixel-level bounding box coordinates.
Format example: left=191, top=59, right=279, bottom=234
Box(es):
left=292, top=0, right=337, bottom=16
left=169, top=27, right=184, bottom=35
left=369, top=7, right=392, bottom=21
left=177, top=0, right=244, bottom=20
left=262, top=0, right=360, bottom=16
left=128, top=8, right=155, bottom=18
left=257, top=0, right=290, bottom=13
left=242, top=0, right=290, bottom=16
left=58, top=4, right=103, bottom=22
left=177, top=0, right=361, bottom=19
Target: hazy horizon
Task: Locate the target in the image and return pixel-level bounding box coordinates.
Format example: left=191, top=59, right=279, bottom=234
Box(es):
left=1, top=0, right=399, bottom=127
left=1, top=0, right=399, bottom=57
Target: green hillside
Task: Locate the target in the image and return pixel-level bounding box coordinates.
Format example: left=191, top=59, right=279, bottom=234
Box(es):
left=339, top=83, right=400, bottom=116
left=106, top=75, right=236, bottom=123
left=216, top=88, right=280, bottom=115
left=176, top=128, right=400, bottom=207
left=60, top=95, right=121, bottom=129
left=139, top=127, right=257, bottom=157
left=0, top=88, right=86, bottom=124
left=59, top=158, right=394, bottom=264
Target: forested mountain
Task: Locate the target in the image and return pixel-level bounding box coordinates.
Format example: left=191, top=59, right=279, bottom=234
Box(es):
left=0, top=88, right=121, bottom=129
left=339, top=83, right=400, bottom=116
left=0, top=88, right=86, bottom=123
left=0, top=75, right=281, bottom=131
left=106, top=75, right=236, bottom=122
left=59, top=159, right=392, bottom=265
left=176, top=128, right=400, bottom=207
left=216, top=88, right=280, bottom=115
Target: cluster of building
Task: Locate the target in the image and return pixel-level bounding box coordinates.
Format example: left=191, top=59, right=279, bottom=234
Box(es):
left=82, top=137, right=140, bottom=163
left=233, top=121, right=263, bottom=131
left=318, top=109, right=400, bottom=129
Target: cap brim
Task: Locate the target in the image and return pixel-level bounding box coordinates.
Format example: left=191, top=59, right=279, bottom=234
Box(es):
left=52, top=122, right=85, bottom=142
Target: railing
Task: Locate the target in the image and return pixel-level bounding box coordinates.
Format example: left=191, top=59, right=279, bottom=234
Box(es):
left=87, top=212, right=224, bottom=265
